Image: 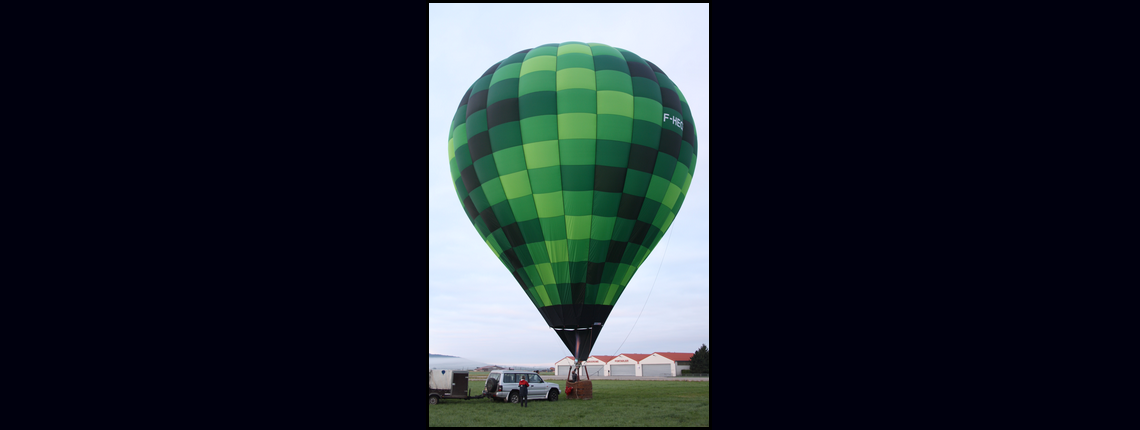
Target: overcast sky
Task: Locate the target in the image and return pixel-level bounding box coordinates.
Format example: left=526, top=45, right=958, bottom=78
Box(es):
left=428, top=3, right=709, bottom=368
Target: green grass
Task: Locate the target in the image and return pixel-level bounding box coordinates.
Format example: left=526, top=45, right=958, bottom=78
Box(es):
left=428, top=379, right=709, bottom=427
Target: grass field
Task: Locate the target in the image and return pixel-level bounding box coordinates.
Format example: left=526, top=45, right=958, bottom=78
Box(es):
left=428, top=378, right=709, bottom=427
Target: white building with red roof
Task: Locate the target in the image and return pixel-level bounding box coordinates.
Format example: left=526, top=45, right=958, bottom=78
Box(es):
left=554, top=355, right=614, bottom=376
left=609, top=353, right=651, bottom=376
left=582, top=355, right=616, bottom=376
left=641, top=352, right=695, bottom=376
left=554, top=352, right=697, bottom=377
left=553, top=356, right=575, bottom=376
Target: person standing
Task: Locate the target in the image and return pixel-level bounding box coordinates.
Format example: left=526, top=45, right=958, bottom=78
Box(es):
left=518, top=374, right=530, bottom=408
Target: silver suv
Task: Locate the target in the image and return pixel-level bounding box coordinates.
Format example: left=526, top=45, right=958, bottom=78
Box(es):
left=483, top=370, right=559, bottom=403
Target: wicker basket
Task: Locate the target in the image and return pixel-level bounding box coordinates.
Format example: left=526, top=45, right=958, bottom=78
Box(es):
left=565, top=380, right=593, bottom=400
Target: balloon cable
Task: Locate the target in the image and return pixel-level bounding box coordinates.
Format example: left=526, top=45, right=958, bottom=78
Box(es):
left=612, top=227, right=673, bottom=356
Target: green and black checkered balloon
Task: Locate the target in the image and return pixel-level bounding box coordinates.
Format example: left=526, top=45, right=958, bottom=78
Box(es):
left=448, top=42, right=697, bottom=362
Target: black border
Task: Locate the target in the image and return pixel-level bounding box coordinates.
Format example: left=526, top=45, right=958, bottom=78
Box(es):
left=45, top=1, right=1061, bottom=425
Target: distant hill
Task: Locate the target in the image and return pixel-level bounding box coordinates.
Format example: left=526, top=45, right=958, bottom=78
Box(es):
left=429, top=354, right=490, bottom=370
left=429, top=354, right=554, bottom=371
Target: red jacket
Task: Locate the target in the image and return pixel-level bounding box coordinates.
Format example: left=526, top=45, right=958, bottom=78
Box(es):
left=518, top=379, right=529, bottom=388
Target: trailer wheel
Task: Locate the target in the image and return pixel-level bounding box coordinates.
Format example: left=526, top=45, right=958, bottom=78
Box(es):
left=429, top=394, right=440, bottom=405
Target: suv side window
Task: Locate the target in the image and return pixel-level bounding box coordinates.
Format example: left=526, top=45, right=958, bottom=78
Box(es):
left=504, top=373, right=517, bottom=383
left=531, top=374, right=543, bottom=383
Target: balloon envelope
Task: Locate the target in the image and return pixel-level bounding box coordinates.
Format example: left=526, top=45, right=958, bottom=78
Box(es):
left=447, top=42, right=697, bottom=362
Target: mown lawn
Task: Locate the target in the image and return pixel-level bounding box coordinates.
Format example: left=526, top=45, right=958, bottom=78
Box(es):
left=428, top=379, right=709, bottom=427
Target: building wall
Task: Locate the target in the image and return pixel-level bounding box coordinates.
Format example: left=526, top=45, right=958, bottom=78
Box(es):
left=582, top=358, right=607, bottom=367
left=613, top=354, right=651, bottom=376
left=609, top=356, right=639, bottom=374
left=554, top=357, right=575, bottom=375
left=640, top=354, right=678, bottom=376
left=582, top=357, right=607, bottom=376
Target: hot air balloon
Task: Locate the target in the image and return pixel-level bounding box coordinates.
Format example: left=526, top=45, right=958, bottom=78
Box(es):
left=447, top=42, right=697, bottom=373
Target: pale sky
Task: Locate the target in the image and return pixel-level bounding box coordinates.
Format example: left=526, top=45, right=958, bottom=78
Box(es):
left=428, top=3, right=709, bottom=367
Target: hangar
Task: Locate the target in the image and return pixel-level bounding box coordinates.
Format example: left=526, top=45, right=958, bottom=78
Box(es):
left=554, top=352, right=694, bottom=377
left=641, top=352, right=694, bottom=376
left=554, top=356, right=612, bottom=377
left=608, top=353, right=649, bottom=376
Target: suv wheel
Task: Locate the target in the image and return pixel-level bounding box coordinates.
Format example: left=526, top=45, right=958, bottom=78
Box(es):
left=508, top=392, right=520, bottom=403
left=547, top=389, right=559, bottom=401
left=486, top=378, right=498, bottom=394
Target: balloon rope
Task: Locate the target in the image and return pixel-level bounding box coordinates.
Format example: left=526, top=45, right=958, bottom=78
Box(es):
left=612, top=227, right=673, bottom=355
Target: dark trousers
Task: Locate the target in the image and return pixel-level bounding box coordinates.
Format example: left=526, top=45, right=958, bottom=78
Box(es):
left=520, top=386, right=528, bottom=407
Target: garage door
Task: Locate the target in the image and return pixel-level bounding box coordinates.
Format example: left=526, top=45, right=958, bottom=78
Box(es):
left=557, top=365, right=571, bottom=376
left=610, top=364, right=635, bottom=376
left=584, top=365, right=603, bottom=376
left=642, top=364, right=671, bottom=377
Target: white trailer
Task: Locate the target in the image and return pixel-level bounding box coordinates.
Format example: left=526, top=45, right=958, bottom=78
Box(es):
left=428, top=369, right=484, bottom=404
